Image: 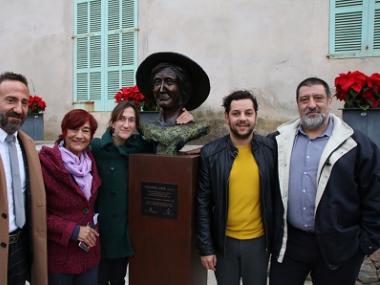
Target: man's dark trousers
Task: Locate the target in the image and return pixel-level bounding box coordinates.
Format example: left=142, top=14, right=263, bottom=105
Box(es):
left=8, top=229, right=30, bottom=285
left=216, top=236, right=268, bottom=285
left=269, top=225, right=364, bottom=285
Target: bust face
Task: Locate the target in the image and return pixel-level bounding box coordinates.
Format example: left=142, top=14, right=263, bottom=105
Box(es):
left=152, top=67, right=183, bottom=111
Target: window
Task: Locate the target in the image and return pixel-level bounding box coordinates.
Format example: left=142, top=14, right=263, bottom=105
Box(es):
left=329, top=0, right=380, bottom=58
left=73, top=0, right=137, bottom=111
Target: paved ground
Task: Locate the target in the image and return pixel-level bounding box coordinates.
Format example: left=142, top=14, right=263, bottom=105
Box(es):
left=124, top=271, right=313, bottom=284
left=207, top=273, right=312, bottom=284
left=123, top=272, right=219, bottom=284
left=28, top=274, right=313, bottom=285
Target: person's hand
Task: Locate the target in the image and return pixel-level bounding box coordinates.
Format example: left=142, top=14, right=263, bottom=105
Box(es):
left=176, top=108, right=194, bottom=125
left=201, top=255, right=217, bottom=271
left=78, top=225, right=99, bottom=248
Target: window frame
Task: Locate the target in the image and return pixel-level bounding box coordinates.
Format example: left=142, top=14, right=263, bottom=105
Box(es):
left=329, top=0, right=380, bottom=58
left=72, top=0, right=138, bottom=111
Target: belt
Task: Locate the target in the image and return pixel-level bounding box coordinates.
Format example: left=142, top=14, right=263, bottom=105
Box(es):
left=9, top=228, right=23, bottom=245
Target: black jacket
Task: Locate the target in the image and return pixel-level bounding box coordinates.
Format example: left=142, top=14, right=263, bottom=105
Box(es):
left=196, top=134, right=281, bottom=256
left=272, top=115, right=380, bottom=269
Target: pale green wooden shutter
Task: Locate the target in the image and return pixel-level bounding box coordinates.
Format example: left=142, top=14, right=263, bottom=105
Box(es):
left=329, top=0, right=365, bottom=57
left=329, top=0, right=380, bottom=57
left=74, top=0, right=103, bottom=109
left=74, top=0, right=137, bottom=111
left=105, top=0, right=137, bottom=111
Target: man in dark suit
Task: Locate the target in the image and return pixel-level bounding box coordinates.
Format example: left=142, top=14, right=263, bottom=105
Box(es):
left=0, top=72, right=47, bottom=285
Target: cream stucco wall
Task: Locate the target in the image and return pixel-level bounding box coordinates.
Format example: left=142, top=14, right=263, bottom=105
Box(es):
left=138, top=0, right=378, bottom=128
left=0, top=0, right=378, bottom=139
left=0, top=0, right=73, bottom=139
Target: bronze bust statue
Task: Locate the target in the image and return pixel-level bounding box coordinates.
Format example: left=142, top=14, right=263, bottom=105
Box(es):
left=136, top=52, right=210, bottom=155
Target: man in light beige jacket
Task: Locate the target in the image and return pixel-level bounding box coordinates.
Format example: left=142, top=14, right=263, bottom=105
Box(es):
left=0, top=72, right=47, bottom=285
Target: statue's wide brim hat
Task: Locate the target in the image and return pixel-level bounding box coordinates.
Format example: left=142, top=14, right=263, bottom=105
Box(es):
left=136, top=52, right=210, bottom=111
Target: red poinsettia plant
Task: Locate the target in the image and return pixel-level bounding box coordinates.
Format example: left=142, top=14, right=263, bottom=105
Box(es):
left=335, top=71, right=380, bottom=110
left=114, top=85, right=157, bottom=111
left=28, top=95, right=47, bottom=114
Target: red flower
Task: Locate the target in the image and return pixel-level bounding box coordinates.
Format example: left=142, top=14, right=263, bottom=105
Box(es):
left=113, top=85, right=157, bottom=111
left=368, top=73, right=380, bottom=95
left=361, top=89, right=379, bottom=108
left=334, top=71, right=380, bottom=110
left=28, top=95, right=47, bottom=114
left=335, top=71, right=367, bottom=99
left=114, top=85, right=145, bottom=105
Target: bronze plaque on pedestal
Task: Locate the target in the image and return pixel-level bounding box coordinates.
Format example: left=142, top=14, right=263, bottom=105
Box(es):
left=129, top=154, right=207, bottom=285
left=141, top=182, right=177, bottom=218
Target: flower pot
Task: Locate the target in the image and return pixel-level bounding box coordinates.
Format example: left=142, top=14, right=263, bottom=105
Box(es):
left=342, top=109, right=380, bottom=148
left=21, top=113, right=44, bottom=140
left=139, top=111, right=159, bottom=124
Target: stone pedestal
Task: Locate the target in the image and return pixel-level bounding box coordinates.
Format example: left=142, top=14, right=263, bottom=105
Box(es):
left=128, top=154, right=207, bottom=285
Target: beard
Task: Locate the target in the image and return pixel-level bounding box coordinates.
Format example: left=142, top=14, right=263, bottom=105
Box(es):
left=229, top=122, right=255, bottom=140
left=0, top=110, right=25, bottom=134
left=300, top=111, right=327, bottom=131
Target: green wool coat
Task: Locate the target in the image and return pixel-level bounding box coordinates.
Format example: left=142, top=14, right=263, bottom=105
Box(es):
left=91, top=129, right=153, bottom=259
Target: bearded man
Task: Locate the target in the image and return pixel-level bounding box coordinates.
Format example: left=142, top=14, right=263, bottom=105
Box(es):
left=0, top=71, right=47, bottom=285
left=269, top=77, right=380, bottom=285
left=196, top=90, right=279, bottom=285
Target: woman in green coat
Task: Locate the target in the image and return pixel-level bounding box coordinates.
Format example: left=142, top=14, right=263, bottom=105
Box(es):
left=91, top=101, right=153, bottom=285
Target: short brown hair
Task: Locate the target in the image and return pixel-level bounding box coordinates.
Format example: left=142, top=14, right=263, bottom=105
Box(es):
left=296, top=77, right=331, bottom=100
left=223, top=90, right=258, bottom=113
left=59, top=109, right=98, bottom=140
left=0, top=71, right=28, bottom=87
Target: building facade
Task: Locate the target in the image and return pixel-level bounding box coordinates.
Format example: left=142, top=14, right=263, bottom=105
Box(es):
left=0, top=0, right=378, bottom=139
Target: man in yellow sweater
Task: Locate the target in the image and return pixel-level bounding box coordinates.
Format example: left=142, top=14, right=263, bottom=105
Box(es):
left=197, top=90, right=279, bottom=284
